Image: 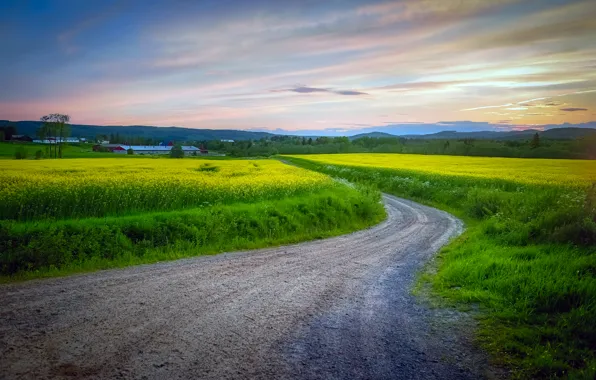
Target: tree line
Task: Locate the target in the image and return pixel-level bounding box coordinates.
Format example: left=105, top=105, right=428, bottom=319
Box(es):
left=196, top=133, right=596, bottom=159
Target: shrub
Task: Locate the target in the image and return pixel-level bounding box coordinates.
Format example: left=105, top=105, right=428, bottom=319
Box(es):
left=14, top=146, right=27, bottom=160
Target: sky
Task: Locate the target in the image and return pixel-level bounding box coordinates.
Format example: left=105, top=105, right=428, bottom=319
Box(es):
left=1, top=0, right=595, bottom=134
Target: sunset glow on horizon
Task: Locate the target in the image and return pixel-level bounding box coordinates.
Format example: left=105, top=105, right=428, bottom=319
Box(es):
left=1, top=0, right=595, bottom=134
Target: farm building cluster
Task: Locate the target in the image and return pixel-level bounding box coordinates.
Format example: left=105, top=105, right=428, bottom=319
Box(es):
left=93, top=144, right=207, bottom=155
left=6, top=135, right=87, bottom=143
left=32, top=137, right=87, bottom=144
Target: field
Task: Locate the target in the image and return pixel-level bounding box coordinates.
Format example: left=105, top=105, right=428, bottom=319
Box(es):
left=289, top=153, right=596, bottom=186
left=0, top=158, right=335, bottom=221
left=0, top=157, right=385, bottom=279
left=283, top=154, right=596, bottom=379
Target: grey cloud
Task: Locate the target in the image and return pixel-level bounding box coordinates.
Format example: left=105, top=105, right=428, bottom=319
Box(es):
left=560, top=107, right=588, bottom=112
left=274, top=85, right=368, bottom=96
left=335, top=90, right=369, bottom=95
left=290, top=86, right=330, bottom=93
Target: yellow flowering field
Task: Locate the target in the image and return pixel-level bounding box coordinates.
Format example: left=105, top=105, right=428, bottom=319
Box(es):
left=284, top=153, right=596, bottom=186
left=0, top=158, right=333, bottom=221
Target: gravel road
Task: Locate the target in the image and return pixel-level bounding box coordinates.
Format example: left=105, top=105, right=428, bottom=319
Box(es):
left=0, top=195, right=494, bottom=380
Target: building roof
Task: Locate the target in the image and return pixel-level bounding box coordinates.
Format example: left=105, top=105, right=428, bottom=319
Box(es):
left=119, top=145, right=199, bottom=151
left=99, top=143, right=123, bottom=148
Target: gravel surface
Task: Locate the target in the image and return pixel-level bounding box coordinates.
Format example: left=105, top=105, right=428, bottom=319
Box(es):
left=0, top=195, right=495, bottom=380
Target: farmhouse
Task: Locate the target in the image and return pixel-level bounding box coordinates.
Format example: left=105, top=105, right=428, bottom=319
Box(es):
left=112, top=145, right=201, bottom=155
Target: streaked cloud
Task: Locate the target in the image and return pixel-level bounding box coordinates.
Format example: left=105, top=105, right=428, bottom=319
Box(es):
left=272, top=85, right=369, bottom=96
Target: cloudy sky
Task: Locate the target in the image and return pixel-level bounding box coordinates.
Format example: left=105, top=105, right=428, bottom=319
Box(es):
left=1, top=0, right=595, bottom=133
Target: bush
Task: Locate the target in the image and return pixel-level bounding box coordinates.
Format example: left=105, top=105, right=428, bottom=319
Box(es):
left=35, top=150, right=43, bottom=160
left=198, top=163, right=219, bottom=172
left=127, top=148, right=134, bottom=155
left=14, top=147, right=27, bottom=160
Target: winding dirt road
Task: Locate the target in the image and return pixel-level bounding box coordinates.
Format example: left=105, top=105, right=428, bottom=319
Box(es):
left=0, top=195, right=492, bottom=379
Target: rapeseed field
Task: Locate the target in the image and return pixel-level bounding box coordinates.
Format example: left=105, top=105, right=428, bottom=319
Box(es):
left=288, top=153, right=596, bottom=187
left=0, top=157, right=385, bottom=279
left=0, top=158, right=333, bottom=221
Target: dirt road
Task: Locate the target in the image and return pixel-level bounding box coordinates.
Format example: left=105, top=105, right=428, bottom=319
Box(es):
left=0, top=195, right=491, bottom=379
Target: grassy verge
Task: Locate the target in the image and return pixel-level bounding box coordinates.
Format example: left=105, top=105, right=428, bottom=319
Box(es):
left=282, top=156, right=596, bottom=379
left=1, top=184, right=385, bottom=282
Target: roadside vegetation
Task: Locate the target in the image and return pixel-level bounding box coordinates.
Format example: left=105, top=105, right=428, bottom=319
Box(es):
left=283, top=154, right=596, bottom=379
left=0, top=158, right=385, bottom=280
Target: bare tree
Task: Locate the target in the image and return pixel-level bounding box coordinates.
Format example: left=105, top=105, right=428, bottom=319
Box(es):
left=40, top=114, right=70, bottom=158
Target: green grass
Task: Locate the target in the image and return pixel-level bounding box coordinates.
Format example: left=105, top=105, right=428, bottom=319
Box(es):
left=1, top=185, right=385, bottom=281
left=282, top=155, right=596, bottom=379
left=0, top=141, right=98, bottom=158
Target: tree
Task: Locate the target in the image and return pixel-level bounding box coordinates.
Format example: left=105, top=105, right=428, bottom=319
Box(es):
left=530, top=132, right=540, bottom=149
left=127, top=148, right=134, bottom=155
left=40, top=114, right=70, bottom=158
left=0, top=123, right=17, bottom=141
left=37, top=121, right=55, bottom=158
left=170, top=144, right=184, bottom=158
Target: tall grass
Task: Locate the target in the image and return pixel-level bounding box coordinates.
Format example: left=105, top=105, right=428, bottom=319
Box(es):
left=0, top=184, right=385, bottom=279
left=283, top=155, right=596, bottom=379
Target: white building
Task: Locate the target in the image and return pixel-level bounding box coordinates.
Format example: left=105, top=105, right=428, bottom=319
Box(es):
left=112, top=145, right=201, bottom=155
left=32, top=137, right=81, bottom=144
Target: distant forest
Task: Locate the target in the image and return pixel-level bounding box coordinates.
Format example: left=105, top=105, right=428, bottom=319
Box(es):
left=207, top=134, right=596, bottom=159
left=1, top=120, right=595, bottom=159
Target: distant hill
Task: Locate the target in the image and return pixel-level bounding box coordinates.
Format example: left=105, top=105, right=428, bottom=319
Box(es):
left=399, top=129, right=540, bottom=140
left=541, top=127, right=596, bottom=139
left=2, top=120, right=595, bottom=142
left=0, top=121, right=276, bottom=141
left=398, top=127, right=596, bottom=140
left=349, top=132, right=397, bottom=140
